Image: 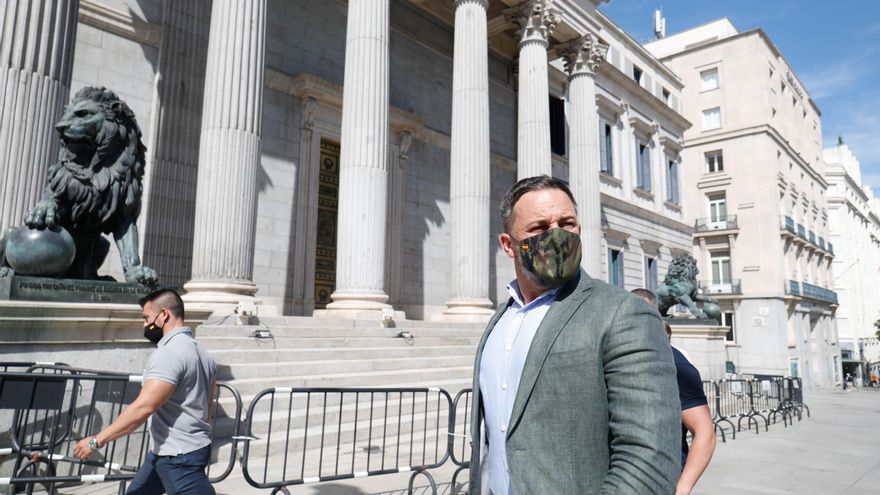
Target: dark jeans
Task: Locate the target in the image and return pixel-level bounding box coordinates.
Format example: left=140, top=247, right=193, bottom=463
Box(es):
left=127, top=444, right=215, bottom=495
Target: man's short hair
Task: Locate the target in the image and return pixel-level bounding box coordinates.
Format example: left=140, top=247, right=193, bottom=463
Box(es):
left=500, top=175, right=577, bottom=233
left=631, top=288, right=657, bottom=307
left=139, top=288, right=185, bottom=320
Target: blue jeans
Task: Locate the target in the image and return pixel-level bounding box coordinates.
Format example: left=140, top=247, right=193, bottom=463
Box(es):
left=126, top=445, right=214, bottom=495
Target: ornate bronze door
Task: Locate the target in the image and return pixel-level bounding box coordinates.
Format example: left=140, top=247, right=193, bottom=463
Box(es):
left=314, top=140, right=339, bottom=309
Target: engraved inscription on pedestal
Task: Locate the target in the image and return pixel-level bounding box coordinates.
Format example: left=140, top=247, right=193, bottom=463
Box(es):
left=0, top=276, right=151, bottom=304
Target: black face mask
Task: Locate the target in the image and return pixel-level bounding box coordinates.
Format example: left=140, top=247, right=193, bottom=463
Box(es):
left=143, top=313, right=164, bottom=345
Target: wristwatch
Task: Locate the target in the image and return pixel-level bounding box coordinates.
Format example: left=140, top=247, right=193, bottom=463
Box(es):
left=88, top=436, right=99, bottom=450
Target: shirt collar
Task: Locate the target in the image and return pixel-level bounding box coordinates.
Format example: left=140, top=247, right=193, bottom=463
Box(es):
left=157, top=326, right=192, bottom=347
left=506, top=279, right=559, bottom=311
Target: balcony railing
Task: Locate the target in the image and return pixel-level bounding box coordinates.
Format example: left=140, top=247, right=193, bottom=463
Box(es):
left=695, top=215, right=738, bottom=232
left=786, top=280, right=801, bottom=296
left=801, top=282, right=838, bottom=304
left=829, top=242, right=834, bottom=254
left=797, top=224, right=806, bottom=238
left=808, top=230, right=816, bottom=244
left=698, top=279, right=742, bottom=295
left=783, top=215, right=796, bottom=233
left=819, top=237, right=825, bottom=250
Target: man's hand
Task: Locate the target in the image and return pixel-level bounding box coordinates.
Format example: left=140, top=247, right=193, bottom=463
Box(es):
left=73, top=437, right=97, bottom=460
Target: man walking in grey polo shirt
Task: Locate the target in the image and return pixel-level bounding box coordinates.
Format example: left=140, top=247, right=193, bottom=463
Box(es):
left=74, top=289, right=217, bottom=494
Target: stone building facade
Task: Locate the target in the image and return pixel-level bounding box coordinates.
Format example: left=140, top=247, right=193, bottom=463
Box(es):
left=647, top=19, right=840, bottom=387
left=3, top=0, right=693, bottom=322
left=824, top=143, right=880, bottom=384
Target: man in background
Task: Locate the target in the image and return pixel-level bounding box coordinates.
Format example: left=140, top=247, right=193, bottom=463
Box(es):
left=633, top=288, right=717, bottom=495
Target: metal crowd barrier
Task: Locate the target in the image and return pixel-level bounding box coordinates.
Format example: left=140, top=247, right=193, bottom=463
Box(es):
left=239, top=387, right=454, bottom=495
left=2, top=364, right=811, bottom=495
left=0, top=365, right=242, bottom=494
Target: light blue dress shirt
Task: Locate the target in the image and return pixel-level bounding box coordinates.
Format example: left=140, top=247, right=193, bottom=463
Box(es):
left=480, top=280, right=559, bottom=495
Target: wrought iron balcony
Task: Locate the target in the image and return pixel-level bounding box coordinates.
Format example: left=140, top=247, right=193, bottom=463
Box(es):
left=786, top=280, right=801, bottom=296
left=808, top=230, right=816, bottom=244
left=801, top=282, right=838, bottom=304
left=819, top=237, right=825, bottom=250
left=783, top=215, right=796, bottom=233
left=829, top=242, right=834, bottom=254
left=797, top=224, right=806, bottom=238
left=695, top=215, right=738, bottom=232
left=698, top=279, right=742, bottom=295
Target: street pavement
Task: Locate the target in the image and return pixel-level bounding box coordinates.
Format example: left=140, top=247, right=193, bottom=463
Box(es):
left=696, top=387, right=880, bottom=495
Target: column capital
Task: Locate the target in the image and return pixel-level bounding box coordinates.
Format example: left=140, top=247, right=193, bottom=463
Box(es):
left=507, top=0, right=559, bottom=47
left=454, top=0, right=488, bottom=10
left=561, top=34, right=608, bottom=78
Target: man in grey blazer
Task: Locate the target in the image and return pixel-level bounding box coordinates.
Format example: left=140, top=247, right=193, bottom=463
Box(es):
left=469, top=176, right=680, bottom=494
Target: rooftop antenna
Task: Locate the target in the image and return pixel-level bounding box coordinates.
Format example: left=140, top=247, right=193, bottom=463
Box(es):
left=654, top=8, right=666, bottom=39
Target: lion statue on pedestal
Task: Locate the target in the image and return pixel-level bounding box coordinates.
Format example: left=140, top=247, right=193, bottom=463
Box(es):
left=1, top=86, right=157, bottom=286
left=656, top=253, right=718, bottom=320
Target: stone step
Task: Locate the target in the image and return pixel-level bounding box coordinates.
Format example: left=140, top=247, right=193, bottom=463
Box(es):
left=217, top=366, right=474, bottom=397
left=208, top=345, right=477, bottom=364
left=255, top=316, right=487, bottom=331
left=198, top=324, right=485, bottom=339
left=197, top=335, right=482, bottom=350
left=215, top=355, right=475, bottom=380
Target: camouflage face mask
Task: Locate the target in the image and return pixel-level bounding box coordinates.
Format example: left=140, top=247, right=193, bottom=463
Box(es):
left=517, top=227, right=582, bottom=288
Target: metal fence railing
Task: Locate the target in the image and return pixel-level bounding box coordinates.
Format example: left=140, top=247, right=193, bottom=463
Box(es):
left=1, top=364, right=810, bottom=495
left=0, top=364, right=241, bottom=495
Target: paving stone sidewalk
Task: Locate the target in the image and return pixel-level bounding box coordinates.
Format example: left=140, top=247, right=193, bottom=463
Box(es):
left=695, top=387, right=880, bottom=495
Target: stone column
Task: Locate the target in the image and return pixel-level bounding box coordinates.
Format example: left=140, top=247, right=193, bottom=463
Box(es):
left=440, top=0, right=494, bottom=322
left=562, top=35, right=606, bottom=278
left=0, top=0, right=78, bottom=233
left=183, top=0, right=266, bottom=312
left=508, top=0, right=558, bottom=179
left=316, top=0, right=393, bottom=319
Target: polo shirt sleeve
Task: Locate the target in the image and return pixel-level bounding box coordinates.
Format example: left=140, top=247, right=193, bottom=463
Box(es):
left=143, top=347, right=184, bottom=386
left=673, top=348, right=708, bottom=411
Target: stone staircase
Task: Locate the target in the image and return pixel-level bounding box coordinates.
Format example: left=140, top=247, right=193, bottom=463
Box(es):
left=15, top=317, right=485, bottom=494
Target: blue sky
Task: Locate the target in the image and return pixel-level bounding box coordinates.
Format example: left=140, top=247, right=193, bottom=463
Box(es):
left=600, top=1, right=880, bottom=193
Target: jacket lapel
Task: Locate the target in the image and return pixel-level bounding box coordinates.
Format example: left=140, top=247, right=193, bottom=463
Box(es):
left=506, top=271, right=593, bottom=439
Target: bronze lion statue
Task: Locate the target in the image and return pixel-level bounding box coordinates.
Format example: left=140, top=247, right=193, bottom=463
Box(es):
left=656, top=253, right=718, bottom=320
left=1, top=86, right=157, bottom=286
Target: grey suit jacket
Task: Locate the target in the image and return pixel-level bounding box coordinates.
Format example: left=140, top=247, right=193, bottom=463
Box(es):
left=468, top=271, right=680, bottom=494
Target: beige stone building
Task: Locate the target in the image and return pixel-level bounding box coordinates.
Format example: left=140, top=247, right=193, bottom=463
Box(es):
left=646, top=19, right=839, bottom=387
left=2, top=0, right=694, bottom=323
left=824, top=143, right=880, bottom=384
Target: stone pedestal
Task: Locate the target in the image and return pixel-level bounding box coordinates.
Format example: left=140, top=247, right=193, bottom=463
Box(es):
left=509, top=0, right=558, bottom=179
left=0, top=0, right=79, bottom=234
left=439, top=0, right=494, bottom=323
left=317, top=0, right=393, bottom=320
left=669, top=321, right=729, bottom=381
left=0, top=300, right=212, bottom=372
left=183, top=0, right=267, bottom=315
left=563, top=36, right=606, bottom=278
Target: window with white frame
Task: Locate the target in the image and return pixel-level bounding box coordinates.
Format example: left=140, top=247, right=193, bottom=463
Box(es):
left=598, top=117, right=614, bottom=175
left=702, top=108, right=721, bottom=130
left=666, top=158, right=680, bottom=204
left=635, top=139, right=651, bottom=191
left=608, top=248, right=625, bottom=288
left=644, top=256, right=658, bottom=290
left=722, top=311, right=735, bottom=342
left=701, top=68, right=719, bottom=91
left=709, top=251, right=732, bottom=291
left=706, top=150, right=723, bottom=173
left=708, top=192, right=727, bottom=226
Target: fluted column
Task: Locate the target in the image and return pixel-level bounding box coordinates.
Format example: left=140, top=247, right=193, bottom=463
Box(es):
left=563, top=35, right=607, bottom=277
left=508, top=0, right=558, bottom=179
left=440, top=0, right=494, bottom=322
left=316, top=0, right=392, bottom=319
left=140, top=0, right=211, bottom=287
left=183, top=0, right=266, bottom=312
left=0, top=0, right=78, bottom=233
